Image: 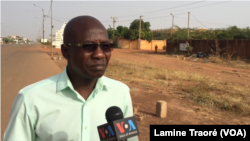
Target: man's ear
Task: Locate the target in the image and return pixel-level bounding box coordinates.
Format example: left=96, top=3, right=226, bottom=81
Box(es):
left=61, top=44, right=70, bottom=60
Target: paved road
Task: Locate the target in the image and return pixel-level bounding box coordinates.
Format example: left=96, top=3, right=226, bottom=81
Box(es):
left=1, top=44, right=62, bottom=139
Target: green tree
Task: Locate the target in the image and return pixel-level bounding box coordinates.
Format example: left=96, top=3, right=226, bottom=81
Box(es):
left=115, top=26, right=129, bottom=38
left=3, top=38, right=10, bottom=43
left=226, top=26, right=246, bottom=39
left=107, top=28, right=113, bottom=39
left=128, top=29, right=138, bottom=40
left=169, top=26, right=188, bottom=42
left=128, top=19, right=153, bottom=42
left=153, top=32, right=167, bottom=40
left=215, top=31, right=233, bottom=39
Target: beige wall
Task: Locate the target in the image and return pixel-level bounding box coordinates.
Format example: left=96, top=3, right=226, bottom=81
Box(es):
left=130, top=40, right=138, bottom=49
left=116, top=39, right=166, bottom=50
left=151, top=40, right=166, bottom=50
left=118, top=40, right=123, bottom=48
left=140, top=40, right=152, bottom=50
left=122, top=40, right=130, bottom=49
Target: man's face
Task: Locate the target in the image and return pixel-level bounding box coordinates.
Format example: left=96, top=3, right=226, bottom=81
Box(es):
left=65, top=27, right=111, bottom=79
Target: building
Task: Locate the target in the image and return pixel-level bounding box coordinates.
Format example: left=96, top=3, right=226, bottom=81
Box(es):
left=1, top=37, right=3, bottom=44
left=54, top=23, right=67, bottom=48
left=8, top=35, right=19, bottom=39
left=197, top=28, right=207, bottom=32
left=41, top=39, right=48, bottom=43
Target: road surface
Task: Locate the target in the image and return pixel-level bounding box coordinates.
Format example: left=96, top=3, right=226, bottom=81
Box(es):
left=1, top=44, right=62, bottom=139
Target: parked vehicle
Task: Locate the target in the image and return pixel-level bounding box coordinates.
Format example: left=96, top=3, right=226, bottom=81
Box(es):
left=191, top=52, right=210, bottom=58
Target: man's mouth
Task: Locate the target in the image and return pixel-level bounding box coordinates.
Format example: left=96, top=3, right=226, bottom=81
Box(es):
left=89, top=65, right=106, bottom=70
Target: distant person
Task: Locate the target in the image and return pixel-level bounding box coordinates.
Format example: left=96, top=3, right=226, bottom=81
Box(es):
left=155, top=44, right=158, bottom=53
left=3, top=16, right=138, bottom=141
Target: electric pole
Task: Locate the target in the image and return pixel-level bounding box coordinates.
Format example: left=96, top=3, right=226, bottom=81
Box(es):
left=139, top=16, right=143, bottom=50
left=110, top=17, right=118, bottom=41
left=33, top=4, right=44, bottom=45
left=188, top=12, right=190, bottom=40
left=43, top=9, right=44, bottom=45
left=51, top=0, right=53, bottom=58
left=171, top=13, right=174, bottom=38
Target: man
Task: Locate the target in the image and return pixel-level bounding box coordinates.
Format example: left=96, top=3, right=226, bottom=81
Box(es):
left=155, top=44, right=158, bottom=53
left=3, top=16, right=138, bottom=141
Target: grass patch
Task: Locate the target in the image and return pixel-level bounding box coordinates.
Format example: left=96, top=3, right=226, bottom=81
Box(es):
left=105, top=58, right=250, bottom=116
left=209, top=56, right=250, bottom=70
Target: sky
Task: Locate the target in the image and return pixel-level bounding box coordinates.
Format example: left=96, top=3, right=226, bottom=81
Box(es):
left=1, top=0, right=250, bottom=41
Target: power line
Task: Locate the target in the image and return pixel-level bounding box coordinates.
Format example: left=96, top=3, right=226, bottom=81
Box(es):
left=118, top=1, right=205, bottom=18
left=46, top=15, right=65, bottom=23
left=190, top=13, right=207, bottom=28
left=143, top=12, right=187, bottom=19
left=144, top=15, right=172, bottom=20
left=100, top=1, right=230, bottom=27
left=44, top=2, right=52, bottom=21
left=149, top=1, right=230, bottom=16
left=52, top=16, right=70, bottom=20
left=174, top=16, right=231, bottom=26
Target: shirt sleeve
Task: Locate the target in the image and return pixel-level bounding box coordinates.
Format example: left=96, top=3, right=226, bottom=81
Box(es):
left=123, top=88, right=139, bottom=141
left=3, top=92, right=36, bottom=141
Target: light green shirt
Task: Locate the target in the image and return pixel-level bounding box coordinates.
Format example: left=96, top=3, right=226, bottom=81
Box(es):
left=3, top=68, right=139, bottom=141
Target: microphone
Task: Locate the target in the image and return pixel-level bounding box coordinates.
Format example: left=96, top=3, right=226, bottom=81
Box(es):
left=97, top=106, right=140, bottom=141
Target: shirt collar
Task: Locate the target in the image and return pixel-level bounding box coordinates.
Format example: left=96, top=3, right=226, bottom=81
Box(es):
left=56, top=67, right=111, bottom=93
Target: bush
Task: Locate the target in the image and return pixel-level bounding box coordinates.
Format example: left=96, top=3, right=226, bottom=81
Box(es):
left=171, top=48, right=181, bottom=55
left=186, top=45, right=193, bottom=55
left=163, top=45, right=166, bottom=50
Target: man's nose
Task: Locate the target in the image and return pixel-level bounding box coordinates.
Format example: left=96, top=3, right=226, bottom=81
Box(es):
left=92, top=45, right=105, bottom=59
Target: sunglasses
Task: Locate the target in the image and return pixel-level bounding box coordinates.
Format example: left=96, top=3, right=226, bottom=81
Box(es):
left=65, top=42, right=114, bottom=53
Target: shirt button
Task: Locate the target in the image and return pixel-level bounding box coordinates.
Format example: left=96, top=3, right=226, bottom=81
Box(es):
left=85, top=126, right=87, bottom=130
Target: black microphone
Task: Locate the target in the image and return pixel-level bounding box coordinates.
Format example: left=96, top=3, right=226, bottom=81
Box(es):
left=106, top=106, right=127, bottom=141
left=97, top=106, right=140, bottom=141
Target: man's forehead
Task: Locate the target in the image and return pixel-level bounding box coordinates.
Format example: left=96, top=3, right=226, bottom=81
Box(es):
left=79, top=28, right=108, bottom=42
left=64, top=16, right=108, bottom=43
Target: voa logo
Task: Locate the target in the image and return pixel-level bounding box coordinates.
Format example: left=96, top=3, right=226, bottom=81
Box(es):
left=116, top=120, right=137, bottom=133
left=98, top=125, right=115, bottom=139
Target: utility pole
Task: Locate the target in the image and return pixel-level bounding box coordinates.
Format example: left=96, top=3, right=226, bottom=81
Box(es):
left=33, top=4, right=44, bottom=45
left=139, top=16, right=143, bottom=50
left=170, top=13, right=174, bottom=38
left=51, top=0, right=53, bottom=58
left=188, top=12, right=190, bottom=40
left=42, top=9, right=44, bottom=45
left=110, top=17, right=118, bottom=42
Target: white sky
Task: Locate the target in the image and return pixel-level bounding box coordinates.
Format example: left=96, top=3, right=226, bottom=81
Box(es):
left=1, top=0, right=250, bottom=41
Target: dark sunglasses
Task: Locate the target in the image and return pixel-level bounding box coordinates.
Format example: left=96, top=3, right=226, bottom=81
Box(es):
left=65, top=42, right=114, bottom=53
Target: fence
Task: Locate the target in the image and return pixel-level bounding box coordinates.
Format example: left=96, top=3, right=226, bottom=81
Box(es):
left=117, top=39, right=166, bottom=50
left=166, top=39, right=250, bottom=59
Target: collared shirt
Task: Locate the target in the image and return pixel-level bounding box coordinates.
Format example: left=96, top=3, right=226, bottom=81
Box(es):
left=3, top=68, right=139, bottom=141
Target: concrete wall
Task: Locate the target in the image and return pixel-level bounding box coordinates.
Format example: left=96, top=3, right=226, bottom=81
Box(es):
left=140, top=40, right=152, bottom=50
left=130, top=40, right=138, bottom=49
left=122, top=40, right=130, bottom=49
left=118, top=40, right=123, bottom=48
left=151, top=40, right=166, bottom=50
left=116, top=39, right=166, bottom=50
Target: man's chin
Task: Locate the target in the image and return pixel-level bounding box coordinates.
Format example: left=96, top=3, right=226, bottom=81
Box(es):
left=88, top=72, right=105, bottom=79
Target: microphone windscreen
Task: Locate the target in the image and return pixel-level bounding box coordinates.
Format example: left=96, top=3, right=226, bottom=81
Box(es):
left=105, top=106, right=124, bottom=122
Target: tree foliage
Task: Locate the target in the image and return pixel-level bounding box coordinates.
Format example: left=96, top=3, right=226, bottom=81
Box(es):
left=106, top=19, right=153, bottom=42
left=155, top=25, right=250, bottom=42
left=107, top=28, right=113, bottom=39
left=3, top=38, right=10, bottom=43
left=108, top=22, right=250, bottom=43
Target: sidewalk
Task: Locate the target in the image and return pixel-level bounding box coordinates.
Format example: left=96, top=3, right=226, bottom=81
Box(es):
left=1, top=44, right=62, bottom=139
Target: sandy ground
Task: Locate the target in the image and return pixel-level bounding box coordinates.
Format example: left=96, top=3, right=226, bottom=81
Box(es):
left=42, top=47, right=250, bottom=141
left=1, top=44, right=62, bottom=139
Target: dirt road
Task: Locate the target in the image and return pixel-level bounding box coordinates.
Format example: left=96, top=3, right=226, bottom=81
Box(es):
left=1, top=44, right=62, bottom=139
